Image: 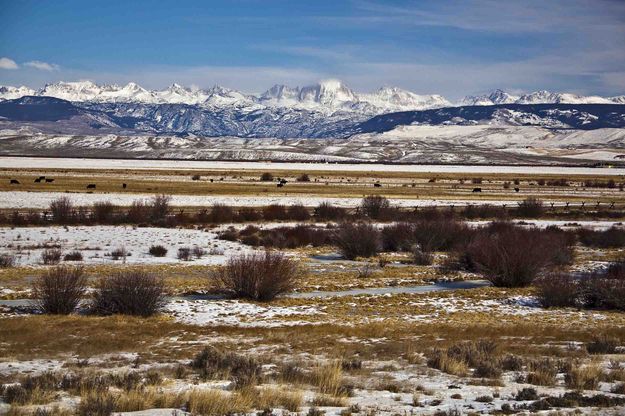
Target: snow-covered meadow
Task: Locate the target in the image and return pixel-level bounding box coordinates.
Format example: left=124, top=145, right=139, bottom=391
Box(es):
left=0, top=225, right=252, bottom=266
left=1, top=156, right=625, bottom=175
left=0, top=191, right=528, bottom=209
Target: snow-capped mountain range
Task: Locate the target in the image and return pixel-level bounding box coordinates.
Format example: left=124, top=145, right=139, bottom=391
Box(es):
left=2, top=80, right=623, bottom=114
left=0, top=80, right=452, bottom=115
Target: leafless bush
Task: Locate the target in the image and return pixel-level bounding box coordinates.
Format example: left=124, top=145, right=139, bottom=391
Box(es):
left=465, top=224, right=556, bottom=287
left=381, top=222, right=415, bottom=252
left=126, top=199, right=149, bottom=223
left=581, top=260, right=625, bottom=311
left=236, top=207, right=262, bottom=222
left=462, top=204, right=507, bottom=220
left=516, top=197, right=544, bottom=217
left=92, top=201, right=116, bottom=223
left=471, top=177, right=483, bottom=184
left=148, top=245, right=168, bottom=257
left=110, top=247, right=130, bottom=261
left=0, top=253, right=16, bottom=268
left=361, top=195, right=390, bottom=219
left=90, top=270, right=166, bottom=316
left=296, top=173, right=311, bottom=182
left=314, top=202, right=346, bottom=221
left=263, top=225, right=332, bottom=248
left=578, top=226, right=625, bottom=248
left=63, top=251, right=83, bottom=261
left=210, top=203, right=234, bottom=223
left=50, top=196, right=74, bottom=223
left=32, top=266, right=87, bottom=314
left=413, top=219, right=470, bottom=252
left=334, top=223, right=380, bottom=260
left=192, top=246, right=205, bottom=259
left=260, top=172, right=274, bottom=181
left=287, top=204, right=310, bottom=221
left=149, top=194, right=171, bottom=223
left=263, top=204, right=288, bottom=220
left=535, top=272, right=579, bottom=308
left=191, top=174, right=201, bottom=180
left=177, top=247, right=192, bottom=261
left=41, top=248, right=62, bottom=265
left=212, top=251, right=300, bottom=301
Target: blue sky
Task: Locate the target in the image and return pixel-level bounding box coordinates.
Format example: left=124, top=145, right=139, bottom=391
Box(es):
left=1, top=0, right=624, bottom=98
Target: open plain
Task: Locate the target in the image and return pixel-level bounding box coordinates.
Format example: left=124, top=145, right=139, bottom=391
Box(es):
left=1, top=158, right=625, bottom=416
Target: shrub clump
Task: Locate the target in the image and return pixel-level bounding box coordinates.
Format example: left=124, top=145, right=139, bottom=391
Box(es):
left=361, top=195, right=391, bottom=219
left=212, top=251, right=300, bottom=301
left=464, top=224, right=569, bottom=287
left=90, top=271, right=166, bottom=316
left=32, top=266, right=87, bottom=314
left=535, top=272, right=579, bottom=308
left=41, top=248, right=63, bottom=265
left=63, top=251, right=84, bottom=261
left=148, top=245, right=168, bottom=257
left=177, top=247, right=192, bottom=261
left=334, top=223, right=380, bottom=260
left=0, top=253, right=16, bottom=268
left=516, top=197, right=544, bottom=217
left=314, top=202, right=346, bottom=221
left=260, top=172, right=274, bottom=182
left=581, top=260, right=625, bottom=311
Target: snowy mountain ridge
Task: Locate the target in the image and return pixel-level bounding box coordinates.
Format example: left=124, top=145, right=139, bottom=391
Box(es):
left=2, top=80, right=622, bottom=114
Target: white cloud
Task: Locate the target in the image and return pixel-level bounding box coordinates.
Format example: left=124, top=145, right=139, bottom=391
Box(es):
left=0, top=57, right=19, bottom=70
left=24, top=61, right=60, bottom=71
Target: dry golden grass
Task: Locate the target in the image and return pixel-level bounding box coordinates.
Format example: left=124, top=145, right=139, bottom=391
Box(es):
left=313, top=361, right=347, bottom=397
left=565, top=363, right=604, bottom=391
left=3, top=167, right=625, bottom=204
left=311, top=394, right=348, bottom=407
left=187, top=389, right=250, bottom=415
left=0, top=315, right=197, bottom=360
left=247, top=387, right=303, bottom=412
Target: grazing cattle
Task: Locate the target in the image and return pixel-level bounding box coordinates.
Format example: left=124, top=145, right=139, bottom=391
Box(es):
left=514, top=187, right=520, bottom=192
left=374, top=183, right=382, bottom=188
left=277, top=183, right=284, bottom=188
left=122, top=183, right=127, bottom=189
left=45, top=178, right=54, bottom=183
left=38, top=176, right=46, bottom=180
left=210, top=179, right=214, bottom=183
left=34, top=178, right=42, bottom=183
left=472, top=187, right=482, bottom=193
left=86, top=184, right=96, bottom=189
left=279, top=179, right=288, bottom=185
left=10, top=179, right=20, bottom=185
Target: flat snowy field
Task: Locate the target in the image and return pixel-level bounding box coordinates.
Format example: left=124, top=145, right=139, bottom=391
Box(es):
left=1, top=220, right=619, bottom=267
left=1, top=156, right=624, bottom=175
left=0, top=225, right=253, bottom=266
left=0, top=191, right=525, bottom=209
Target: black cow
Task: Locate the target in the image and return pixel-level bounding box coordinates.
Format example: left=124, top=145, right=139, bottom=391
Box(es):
left=472, top=188, right=482, bottom=193
left=34, top=178, right=42, bottom=183
left=374, top=183, right=382, bottom=188
left=277, top=183, right=284, bottom=188
left=514, top=187, right=520, bottom=192
left=122, top=183, right=127, bottom=189
left=38, top=176, right=46, bottom=180
left=86, top=184, right=96, bottom=189
left=45, top=178, right=54, bottom=183
left=10, top=179, right=20, bottom=185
